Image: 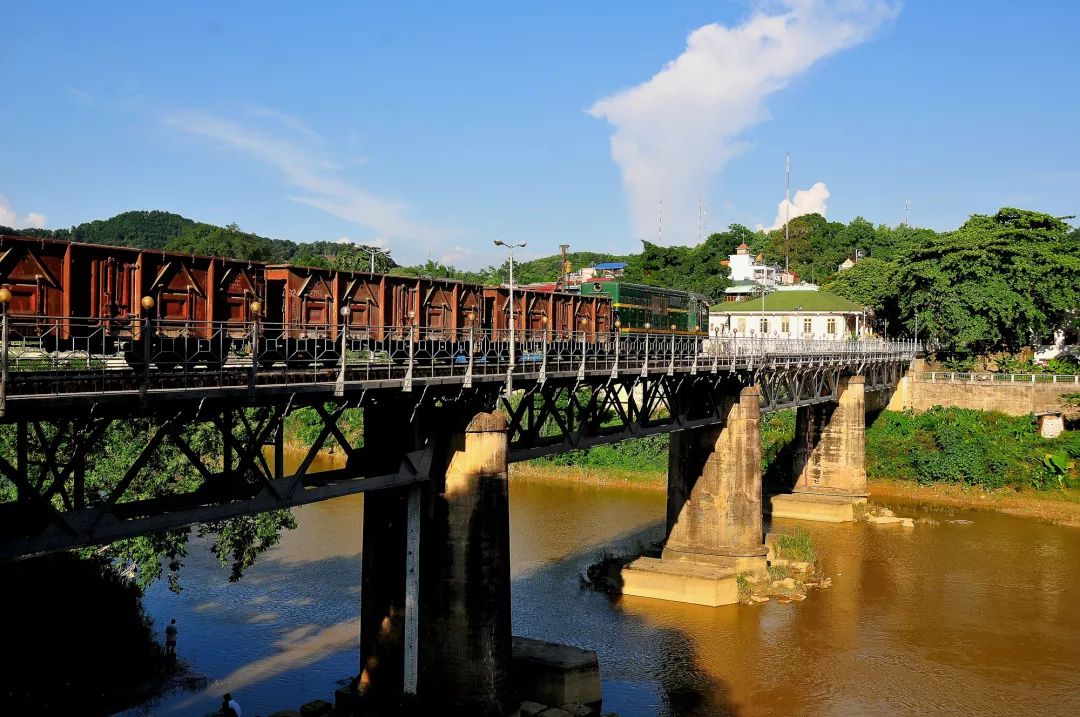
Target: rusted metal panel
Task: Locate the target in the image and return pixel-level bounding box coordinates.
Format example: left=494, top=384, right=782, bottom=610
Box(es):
left=267, top=264, right=336, bottom=339
left=69, top=242, right=143, bottom=338
left=212, top=258, right=263, bottom=335
left=138, top=251, right=214, bottom=336
left=485, top=286, right=596, bottom=339
left=0, top=235, right=67, bottom=322
left=338, top=270, right=387, bottom=340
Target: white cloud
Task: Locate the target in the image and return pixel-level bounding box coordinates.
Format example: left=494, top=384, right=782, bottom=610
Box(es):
left=439, top=245, right=475, bottom=266
left=0, top=196, right=47, bottom=229
left=759, top=181, right=831, bottom=231
left=246, top=105, right=324, bottom=143
left=334, top=236, right=355, bottom=245
left=588, top=0, right=898, bottom=242
left=162, top=110, right=452, bottom=256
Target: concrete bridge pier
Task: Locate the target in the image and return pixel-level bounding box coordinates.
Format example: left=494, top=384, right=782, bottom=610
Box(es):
left=353, top=402, right=515, bottom=716
left=771, top=375, right=869, bottom=522
left=620, top=386, right=767, bottom=607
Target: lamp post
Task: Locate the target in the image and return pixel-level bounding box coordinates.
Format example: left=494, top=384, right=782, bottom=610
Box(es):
left=0, top=287, right=10, bottom=417
left=337, top=305, right=350, bottom=395
left=612, top=318, right=621, bottom=377
left=540, top=314, right=548, bottom=380
left=365, top=247, right=391, bottom=274
left=140, top=295, right=155, bottom=377
left=494, top=240, right=527, bottom=370
left=249, top=299, right=261, bottom=387
left=579, top=316, right=588, bottom=378
left=669, top=323, right=677, bottom=374
left=643, top=322, right=651, bottom=376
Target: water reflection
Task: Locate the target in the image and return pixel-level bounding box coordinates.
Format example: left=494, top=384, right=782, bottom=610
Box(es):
left=123, top=472, right=1080, bottom=717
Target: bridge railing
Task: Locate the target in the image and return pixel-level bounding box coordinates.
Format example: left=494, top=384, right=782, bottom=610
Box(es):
left=914, top=372, right=1080, bottom=384
left=0, top=315, right=918, bottom=401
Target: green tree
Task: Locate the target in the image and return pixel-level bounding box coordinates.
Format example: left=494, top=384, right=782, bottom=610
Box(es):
left=894, top=208, right=1080, bottom=352
left=823, top=257, right=898, bottom=314
left=0, top=415, right=296, bottom=592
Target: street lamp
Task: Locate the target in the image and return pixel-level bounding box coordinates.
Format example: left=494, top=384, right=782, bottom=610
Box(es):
left=494, top=240, right=527, bottom=369
left=365, top=247, right=391, bottom=274
left=0, top=287, right=10, bottom=416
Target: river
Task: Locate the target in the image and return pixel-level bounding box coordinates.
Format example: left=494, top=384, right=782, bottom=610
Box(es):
left=124, top=461, right=1080, bottom=716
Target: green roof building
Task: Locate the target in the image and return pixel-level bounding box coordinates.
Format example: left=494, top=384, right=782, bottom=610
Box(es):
left=710, top=290, right=868, bottom=338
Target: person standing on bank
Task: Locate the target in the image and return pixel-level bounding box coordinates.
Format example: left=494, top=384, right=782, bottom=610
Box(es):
left=164, top=619, right=178, bottom=660
left=222, top=692, right=242, bottom=716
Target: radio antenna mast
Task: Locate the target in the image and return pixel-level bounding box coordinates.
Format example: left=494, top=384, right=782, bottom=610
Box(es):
left=698, top=195, right=702, bottom=243
left=658, top=198, right=663, bottom=244
left=784, top=152, right=791, bottom=273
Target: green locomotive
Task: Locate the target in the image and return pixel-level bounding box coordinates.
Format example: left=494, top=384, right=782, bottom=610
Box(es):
left=578, top=281, right=710, bottom=335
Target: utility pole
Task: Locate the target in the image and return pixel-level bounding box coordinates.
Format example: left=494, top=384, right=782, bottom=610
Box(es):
left=784, top=152, right=791, bottom=274
left=658, top=198, right=663, bottom=244
left=698, top=195, right=702, bottom=244
left=559, top=243, right=570, bottom=288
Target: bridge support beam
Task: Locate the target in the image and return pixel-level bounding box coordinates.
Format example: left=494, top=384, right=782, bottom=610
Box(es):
left=620, top=386, right=766, bottom=607
left=416, top=408, right=513, bottom=715
left=355, top=402, right=515, bottom=716
left=771, top=375, right=868, bottom=522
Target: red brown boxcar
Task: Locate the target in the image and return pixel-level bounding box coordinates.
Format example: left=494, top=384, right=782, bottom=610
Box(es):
left=482, top=286, right=613, bottom=354
left=0, top=235, right=263, bottom=367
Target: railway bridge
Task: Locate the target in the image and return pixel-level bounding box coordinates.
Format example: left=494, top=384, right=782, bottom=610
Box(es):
left=0, top=326, right=916, bottom=714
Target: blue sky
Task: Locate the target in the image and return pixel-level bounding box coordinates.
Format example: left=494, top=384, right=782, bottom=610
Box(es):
left=1, top=1, right=1077, bottom=267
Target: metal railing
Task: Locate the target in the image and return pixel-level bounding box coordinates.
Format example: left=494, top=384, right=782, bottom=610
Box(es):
left=0, top=315, right=919, bottom=403
left=915, top=372, right=1080, bottom=385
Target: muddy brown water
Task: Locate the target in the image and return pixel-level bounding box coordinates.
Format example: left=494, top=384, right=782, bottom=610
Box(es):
left=123, top=456, right=1080, bottom=716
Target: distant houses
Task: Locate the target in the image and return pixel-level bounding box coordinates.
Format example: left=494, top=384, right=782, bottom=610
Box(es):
left=723, top=243, right=819, bottom=299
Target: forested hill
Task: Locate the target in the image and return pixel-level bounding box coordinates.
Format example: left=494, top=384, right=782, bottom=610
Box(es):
left=1, top=210, right=397, bottom=271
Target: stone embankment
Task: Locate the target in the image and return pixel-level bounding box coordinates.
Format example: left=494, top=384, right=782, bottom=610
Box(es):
left=322, top=636, right=607, bottom=716
left=863, top=505, right=916, bottom=528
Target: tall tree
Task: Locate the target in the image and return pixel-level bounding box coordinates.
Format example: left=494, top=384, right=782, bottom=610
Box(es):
left=894, top=208, right=1080, bottom=352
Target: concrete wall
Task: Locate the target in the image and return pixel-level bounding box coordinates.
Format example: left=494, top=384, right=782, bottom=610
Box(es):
left=865, top=387, right=893, bottom=413
left=886, top=377, right=1077, bottom=416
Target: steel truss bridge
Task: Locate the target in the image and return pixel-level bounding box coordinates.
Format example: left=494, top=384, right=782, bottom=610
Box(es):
left=0, top=320, right=917, bottom=561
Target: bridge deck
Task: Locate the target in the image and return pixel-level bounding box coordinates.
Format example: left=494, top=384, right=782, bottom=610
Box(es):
left=0, top=334, right=917, bottom=561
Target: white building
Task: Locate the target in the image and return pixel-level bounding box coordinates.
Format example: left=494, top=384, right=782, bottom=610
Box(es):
left=726, top=243, right=776, bottom=284
left=709, top=290, right=868, bottom=339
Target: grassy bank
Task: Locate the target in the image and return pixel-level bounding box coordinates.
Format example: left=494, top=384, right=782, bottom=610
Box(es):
left=512, top=462, right=1080, bottom=526
left=867, top=478, right=1080, bottom=527
left=510, top=462, right=665, bottom=489
left=511, top=407, right=1080, bottom=526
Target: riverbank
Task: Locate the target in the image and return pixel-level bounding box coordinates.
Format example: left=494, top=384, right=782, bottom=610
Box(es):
left=510, top=462, right=666, bottom=490
left=509, top=464, right=1080, bottom=527
left=868, top=478, right=1080, bottom=528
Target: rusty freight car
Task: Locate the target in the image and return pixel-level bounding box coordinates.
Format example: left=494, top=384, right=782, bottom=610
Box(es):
left=261, top=265, right=484, bottom=365
left=0, top=234, right=263, bottom=369
left=482, top=286, right=612, bottom=357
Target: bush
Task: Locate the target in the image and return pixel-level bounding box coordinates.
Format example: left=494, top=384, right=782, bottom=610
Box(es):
left=866, top=407, right=1077, bottom=491
left=531, top=434, right=669, bottom=473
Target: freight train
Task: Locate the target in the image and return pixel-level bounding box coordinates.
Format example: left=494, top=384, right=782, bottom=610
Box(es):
left=0, top=234, right=708, bottom=370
